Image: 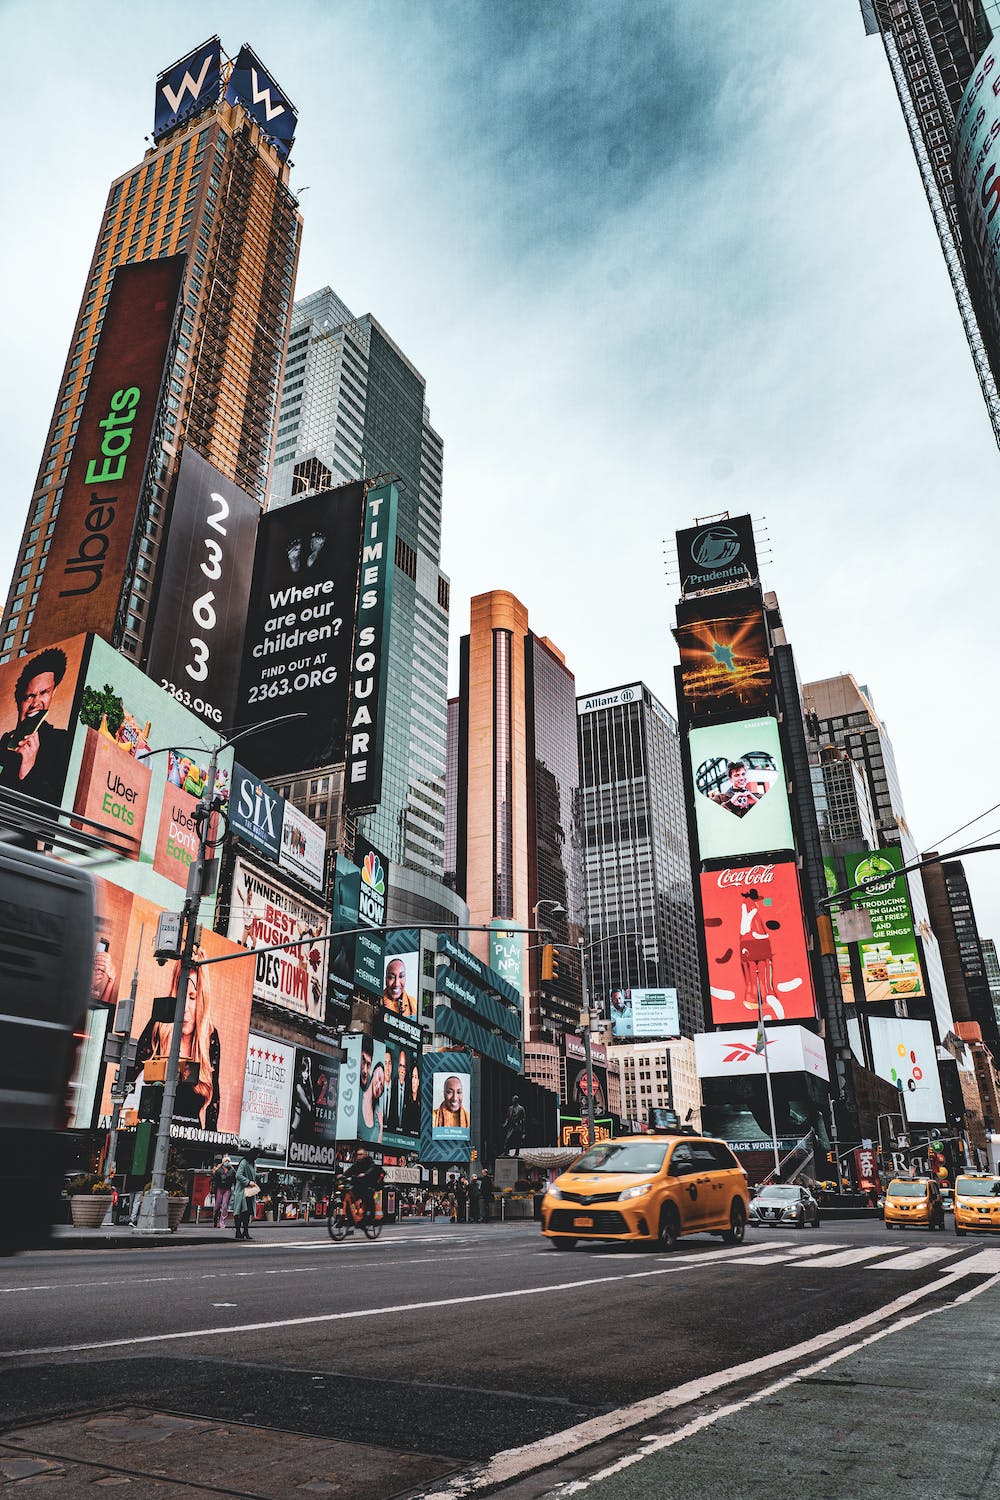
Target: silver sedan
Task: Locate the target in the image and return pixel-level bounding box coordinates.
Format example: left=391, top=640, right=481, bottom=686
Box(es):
left=749, top=1184, right=821, bottom=1229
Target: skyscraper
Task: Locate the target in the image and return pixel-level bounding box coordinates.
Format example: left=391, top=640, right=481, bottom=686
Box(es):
left=921, top=855, right=1000, bottom=1054
left=452, top=591, right=584, bottom=1043
left=268, top=288, right=448, bottom=879
left=803, top=672, right=956, bottom=1042
left=576, top=681, right=703, bottom=1039
left=861, top=0, right=1000, bottom=439
left=1, top=38, right=302, bottom=667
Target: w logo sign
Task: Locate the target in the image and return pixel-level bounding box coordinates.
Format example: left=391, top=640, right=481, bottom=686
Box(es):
left=226, top=46, right=297, bottom=162
left=154, top=41, right=222, bottom=138
left=250, top=68, right=285, bottom=121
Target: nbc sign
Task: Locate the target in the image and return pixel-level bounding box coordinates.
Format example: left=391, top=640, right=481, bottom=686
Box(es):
left=353, top=837, right=388, bottom=998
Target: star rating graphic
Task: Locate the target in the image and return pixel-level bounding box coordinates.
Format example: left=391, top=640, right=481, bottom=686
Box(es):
left=711, top=640, right=736, bottom=672
left=249, top=1046, right=286, bottom=1065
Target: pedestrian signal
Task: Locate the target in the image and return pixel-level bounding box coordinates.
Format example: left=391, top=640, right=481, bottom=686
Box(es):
left=541, top=943, right=559, bottom=982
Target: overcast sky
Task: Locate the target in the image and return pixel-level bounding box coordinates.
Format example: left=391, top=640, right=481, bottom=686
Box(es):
left=2, top=1, right=999, bottom=939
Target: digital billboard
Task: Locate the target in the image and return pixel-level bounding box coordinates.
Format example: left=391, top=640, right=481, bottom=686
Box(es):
left=154, top=38, right=222, bottom=140
left=227, top=856, right=329, bottom=1020
left=327, top=854, right=361, bottom=1020
left=382, top=938, right=419, bottom=1020
left=62, top=636, right=232, bottom=908
left=564, top=1034, right=608, bottom=1116
left=420, top=1052, right=473, bottom=1163
left=609, top=987, right=680, bottom=1039
left=345, top=484, right=398, bottom=810
left=353, top=837, right=388, bottom=999
left=700, top=861, right=817, bottom=1025
left=842, top=848, right=925, bottom=1003
left=146, top=448, right=259, bottom=729
left=99, top=887, right=254, bottom=1142
left=676, top=514, right=758, bottom=596
left=0, top=635, right=88, bottom=807
left=33, top=257, right=185, bottom=646
left=225, top=45, right=297, bottom=161
left=280, top=799, right=326, bottom=891
left=690, top=716, right=793, bottom=861
left=695, top=1025, right=831, bottom=1153
left=286, top=1046, right=340, bottom=1170
left=675, top=589, right=770, bottom=721
left=225, top=761, right=326, bottom=892
left=335, top=1033, right=388, bottom=1145
left=240, top=1032, right=294, bottom=1156
left=377, top=1010, right=423, bottom=1150
left=236, top=482, right=365, bottom=777
left=868, top=1017, right=945, bottom=1125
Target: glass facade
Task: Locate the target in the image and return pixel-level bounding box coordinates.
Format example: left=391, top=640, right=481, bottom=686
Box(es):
left=270, top=288, right=449, bottom=878
left=577, top=684, right=703, bottom=1039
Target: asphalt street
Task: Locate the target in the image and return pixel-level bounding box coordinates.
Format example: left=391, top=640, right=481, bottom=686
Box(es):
left=1, top=1216, right=999, bottom=1497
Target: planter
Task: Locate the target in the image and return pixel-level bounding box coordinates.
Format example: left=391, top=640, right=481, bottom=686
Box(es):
left=167, top=1197, right=188, bottom=1231
left=70, top=1195, right=112, bottom=1228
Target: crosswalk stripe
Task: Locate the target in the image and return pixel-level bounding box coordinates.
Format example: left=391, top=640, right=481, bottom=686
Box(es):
left=789, top=1246, right=899, bottom=1268
left=870, top=1244, right=965, bottom=1271
left=955, top=1248, right=1000, bottom=1275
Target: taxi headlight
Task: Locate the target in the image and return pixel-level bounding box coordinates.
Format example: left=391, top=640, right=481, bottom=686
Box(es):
left=619, top=1183, right=653, bottom=1202
left=547, top=1186, right=563, bottom=1200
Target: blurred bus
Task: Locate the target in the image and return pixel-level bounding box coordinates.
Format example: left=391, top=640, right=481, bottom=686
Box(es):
left=0, top=843, right=94, bottom=1254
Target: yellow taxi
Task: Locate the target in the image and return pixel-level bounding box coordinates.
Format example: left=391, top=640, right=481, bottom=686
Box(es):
left=540, top=1133, right=749, bottom=1251
left=883, top=1177, right=945, bottom=1232
left=954, top=1173, right=1000, bottom=1236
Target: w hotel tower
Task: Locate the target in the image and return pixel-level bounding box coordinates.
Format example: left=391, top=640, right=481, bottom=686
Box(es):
left=0, top=38, right=302, bottom=671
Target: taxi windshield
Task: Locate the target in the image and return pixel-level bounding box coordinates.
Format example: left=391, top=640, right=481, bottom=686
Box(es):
left=888, top=1181, right=927, bottom=1198
left=570, top=1143, right=669, bottom=1175
left=956, top=1178, right=1000, bottom=1197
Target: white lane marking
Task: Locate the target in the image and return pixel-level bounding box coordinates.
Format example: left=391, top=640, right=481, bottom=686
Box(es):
left=0, top=1242, right=785, bottom=1358
left=789, top=1245, right=900, bottom=1268
left=959, top=1248, right=1000, bottom=1274
left=545, top=1268, right=1000, bottom=1497
left=414, top=1266, right=999, bottom=1500
left=871, top=1245, right=966, bottom=1271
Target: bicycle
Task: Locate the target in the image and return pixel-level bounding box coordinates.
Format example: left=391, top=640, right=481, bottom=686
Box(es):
left=327, top=1180, right=382, bottom=1241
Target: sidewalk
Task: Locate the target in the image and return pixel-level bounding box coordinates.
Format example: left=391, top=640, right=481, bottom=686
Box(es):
left=46, top=1213, right=510, bottom=1250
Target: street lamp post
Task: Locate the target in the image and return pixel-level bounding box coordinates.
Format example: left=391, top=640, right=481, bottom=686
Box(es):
left=578, top=937, right=596, bottom=1149
left=134, top=713, right=304, bottom=1233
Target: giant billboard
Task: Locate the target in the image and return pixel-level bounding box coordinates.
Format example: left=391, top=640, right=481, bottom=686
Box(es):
left=564, top=1034, right=608, bottom=1116
left=286, top=1046, right=340, bottom=1171
left=695, top=1024, right=831, bottom=1153
left=146, top=449, right=259, bottom=729
left=700, top=861, right=817, bottom=1025
left=345, top=484, right=398, bottom=810
left=420, top=1052, right=473, bottom=1164
left=377, top=1010, right=423, bottom=1151
left=98, top=886, right=254, bottom=1142
left=154, top=38, right=222, bottom=140
left=689, top=716, right=793, bottom=861
left=609, top=987, right=680, bottom=1040
left=676, top=515, right=758, bottom=596
left=226, top=855, right=329, bottom=1020
left=675, top=588, right=771, bottom=721
left=33, top=257, right=185, bottom=645
left=867, top=1017, right=945, bottom=1125
left=225, top=45, right=297, bottom=162
left=334, top=1033, right=388, bottom=1145
left=235, top=482, right=365, bottom=777
left=239, top=1031, right=294, bottom=1156
left=841, top=848, right=925, bottom=1003
left=0, top=635, right=88, bottom=807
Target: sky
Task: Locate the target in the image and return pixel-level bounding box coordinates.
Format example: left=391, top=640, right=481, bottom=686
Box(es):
left=1, top=1, right=999, bottom=938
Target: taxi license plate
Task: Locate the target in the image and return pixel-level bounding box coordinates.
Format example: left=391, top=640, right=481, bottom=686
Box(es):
left=573, top=1215, right=595, bottom=1229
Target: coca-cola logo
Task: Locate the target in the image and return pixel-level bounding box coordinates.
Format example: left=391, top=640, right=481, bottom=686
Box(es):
left=715, top=864, right=775, bottom=888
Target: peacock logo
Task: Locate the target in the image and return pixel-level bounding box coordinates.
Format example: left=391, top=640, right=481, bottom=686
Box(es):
left=361, top=851, right=385, bottom=895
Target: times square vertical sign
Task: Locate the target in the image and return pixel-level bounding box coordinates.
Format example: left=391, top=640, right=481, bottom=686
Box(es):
left=345, top=484, right=397, bottom=810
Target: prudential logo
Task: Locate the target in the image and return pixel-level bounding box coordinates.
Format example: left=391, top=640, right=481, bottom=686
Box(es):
left=692, top=525, right=741, bottom=570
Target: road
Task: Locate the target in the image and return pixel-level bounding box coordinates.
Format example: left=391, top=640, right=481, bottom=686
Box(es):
left=1, top=1215, right=999, bottom=1497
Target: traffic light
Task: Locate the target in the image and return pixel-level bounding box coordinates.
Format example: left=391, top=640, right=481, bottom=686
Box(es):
left=541, top=943, right=559, bottom=982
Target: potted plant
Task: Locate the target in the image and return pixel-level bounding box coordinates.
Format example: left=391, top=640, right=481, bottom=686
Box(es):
left=165, top=1154, right=189, bottom=1230
left=68, top=1175, right=114, bottom=1228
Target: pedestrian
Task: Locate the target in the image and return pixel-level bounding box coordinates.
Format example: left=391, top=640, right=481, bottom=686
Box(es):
left=469, top=1174, right=482, bottom=1223
left=480, top=1170, right=494, bottom=1223
left=211, top=1155, right=235, bottom=1229
left=231, top=1154, right=258, bottom=1241
left=455, top=1173, right=469, bottom=1224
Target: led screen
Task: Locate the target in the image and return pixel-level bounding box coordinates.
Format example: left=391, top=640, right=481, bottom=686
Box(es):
left=676, top=590, right=770, bottom=721
left=701, top=861, right=817, bottom=1024
left=690, top=716, right=793, bottom=860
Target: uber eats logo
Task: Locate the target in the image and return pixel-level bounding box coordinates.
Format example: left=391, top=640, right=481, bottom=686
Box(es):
left=61, top=385, right=142, bottom=598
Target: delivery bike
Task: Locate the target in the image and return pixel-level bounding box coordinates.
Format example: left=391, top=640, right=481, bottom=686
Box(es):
left=327, top=1176, right=382, bottom=1241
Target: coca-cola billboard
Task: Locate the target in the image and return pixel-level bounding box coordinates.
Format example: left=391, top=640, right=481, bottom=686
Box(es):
left=700, top=860, right=817, bottom=1026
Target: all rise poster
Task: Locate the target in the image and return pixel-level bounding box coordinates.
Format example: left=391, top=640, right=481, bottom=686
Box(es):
left=701, top=862, right=817, bottom=1025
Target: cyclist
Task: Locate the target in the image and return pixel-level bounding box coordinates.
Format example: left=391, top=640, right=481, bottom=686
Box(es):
left=342, top=1149, right=385, bottom=1231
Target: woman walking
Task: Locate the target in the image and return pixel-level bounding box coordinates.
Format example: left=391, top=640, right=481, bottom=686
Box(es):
left=231, top=1154, right=258, bottom=1241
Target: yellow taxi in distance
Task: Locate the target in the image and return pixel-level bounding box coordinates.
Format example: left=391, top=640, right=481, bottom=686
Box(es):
left=954, top=1173, right=1000, bottom=1236
left=540, top=1134, right=749, bottom=1251
left=883, top=1177, right=945, bottom=1232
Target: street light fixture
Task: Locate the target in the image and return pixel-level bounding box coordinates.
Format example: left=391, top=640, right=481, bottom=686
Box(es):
left=133, top=711, right=305, bottom=1233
